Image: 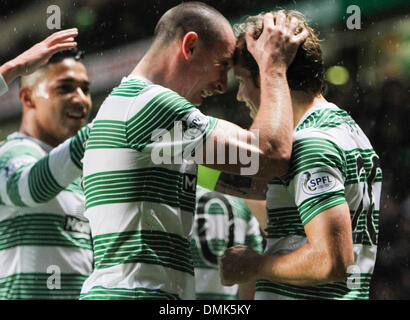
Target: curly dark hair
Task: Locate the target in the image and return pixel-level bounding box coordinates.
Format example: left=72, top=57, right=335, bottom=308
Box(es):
left=233, top=10, right=325, bottom=94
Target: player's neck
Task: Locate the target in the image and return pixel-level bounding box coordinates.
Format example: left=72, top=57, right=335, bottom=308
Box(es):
left=291, top=91, right=328, bottom=128
left=130, top=44, right=180, bottom=90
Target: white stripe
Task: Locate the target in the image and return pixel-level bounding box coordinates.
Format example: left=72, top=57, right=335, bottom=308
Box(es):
left=86, top=201, right=194, bottom=238
left=81, top=261, right=195, bottom=300
left=0, top=245, right=92, bottom=277
left=48, top=138, right=82, bottom=187
left=194, top=268, right=238, bottom=297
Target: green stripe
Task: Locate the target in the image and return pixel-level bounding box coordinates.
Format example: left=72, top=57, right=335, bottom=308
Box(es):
left=84, top=167, right=196, bottom=213
left=6, top=169, right=26, bottom=206
left=297, top=108, right=356, bottom=132
left=284, top=137, right=346, bottom=182
left=86, top=121, right=127, bottom=150
left=196, top=292, right=237, bottom=300
left=256, top=274, right=372, bottom=300
left=0, top=273, right=88, bottom=300
left=0, top=214, right=92, bottom=250
left=80, top=286, right=180, bottom=300
left=127, top=91, right=194, bottom=151
left=245, top=234, right=264, bottom=253
left=266, top=207, right=305, bottom=238
left=0, top=142, right=44, bottom=206
left=28, top=155, right=64, bottom=203
left=109, top=79, right=148, bottom=97
left=299, top=191, right=347, bottom=225
left=93, top=230, right=194, bottom=276
left=69, top=125, right=90, bottom=169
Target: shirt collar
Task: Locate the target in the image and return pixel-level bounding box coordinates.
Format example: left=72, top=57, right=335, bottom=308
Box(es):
left=294, top=102, right=340, bottom=132
left=7, top=132, right=53, bottom=153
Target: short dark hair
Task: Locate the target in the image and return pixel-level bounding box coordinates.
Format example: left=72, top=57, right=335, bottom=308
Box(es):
left=153, top=2, right=229, bottom=47
left=233, top=10, right=325, bottom=94
left=47, top=47, right=85, bottom=65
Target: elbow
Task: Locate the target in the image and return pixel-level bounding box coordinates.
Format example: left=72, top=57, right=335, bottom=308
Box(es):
left=326, top=254, right=355, bottom=283
left=258, top=148, right=291, bottom=179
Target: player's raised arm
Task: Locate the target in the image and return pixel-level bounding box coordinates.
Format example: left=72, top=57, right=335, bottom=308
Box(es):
left=0, top=28, right=78, bottom=95
left=202, top=12, right=308, bottom=179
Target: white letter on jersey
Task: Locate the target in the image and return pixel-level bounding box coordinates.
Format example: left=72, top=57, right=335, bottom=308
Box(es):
left=346, top=265, right=361, bottom=289
left=151, top=129, right=172, bottom=165
left=346, top=5, right=361, bottom=30
left=240, top=129, right=259, bottom=175
left=47, top=5, right=61, bottom=30
left=46, top=265, right=61, bottom=289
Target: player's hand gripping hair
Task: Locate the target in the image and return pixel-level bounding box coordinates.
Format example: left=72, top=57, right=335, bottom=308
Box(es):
left=203, top=12, right=308, bottom=179
left=0, top=28, right=78, bottom=89
left=245, top=11, right=309, bottom=69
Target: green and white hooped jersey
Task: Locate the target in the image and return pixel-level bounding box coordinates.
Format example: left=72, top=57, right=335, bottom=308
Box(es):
left=0, top=130, right=93, bottom=299
left=191, top=186, right=263, bottom=300
left=256, top=103, right=382, bottom=300
left=80, top=75, right=218, bottom=300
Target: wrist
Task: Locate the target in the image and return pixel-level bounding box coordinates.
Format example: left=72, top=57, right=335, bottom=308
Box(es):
left=257, top=253, right=278, bottom=281
left=259, top=64, right=287, bottom=78
left=253, top=252, right=268, bottom=280
left=0, top=59, right=22, bottom=84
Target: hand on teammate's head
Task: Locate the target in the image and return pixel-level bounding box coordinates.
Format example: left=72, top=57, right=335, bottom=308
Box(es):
left=245, top=11, right=309, bottom=70
left=1, top=28, right=78, bottom=85
left=16, top=28, right=79, bottom=76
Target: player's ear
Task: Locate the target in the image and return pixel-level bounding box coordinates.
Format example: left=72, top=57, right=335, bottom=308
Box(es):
left=19, top=87, right=35, bottom=109
left=181, top=32, right=199, bottom=60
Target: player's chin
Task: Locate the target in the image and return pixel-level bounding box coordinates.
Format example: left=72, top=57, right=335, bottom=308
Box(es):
left=64, top=120, right=85, bottom=136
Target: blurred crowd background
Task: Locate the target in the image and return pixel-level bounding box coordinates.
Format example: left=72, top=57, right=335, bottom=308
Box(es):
left=0, top=0, right=409, bottom=299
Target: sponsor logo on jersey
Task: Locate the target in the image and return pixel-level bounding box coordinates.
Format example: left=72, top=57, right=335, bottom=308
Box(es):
left=64, top=215, right=91, bottom=234
left=183, top=173, right=197, bottom=193
left=301, top=171, right=336, bottom=195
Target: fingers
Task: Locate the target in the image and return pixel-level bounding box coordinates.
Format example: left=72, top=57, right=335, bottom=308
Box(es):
left=274, top=10, right=286, bottom=29
left=48, top=41, right=78, bottom=54
left=288, top=17, right=300, bottom=36
left=293, top=27, right=309, bottom=44
left=262, top=12, right=275, bottom=35
left=46, top=28, right=78, bottom=46
left=244, top=31, right=255, bottom=50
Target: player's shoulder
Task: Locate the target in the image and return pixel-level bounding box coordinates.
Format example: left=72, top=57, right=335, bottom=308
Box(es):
left=0, top=133, right=45, bottom=156
left=109, top=75, right=151, bottom=98
left=295, top=103, right=358, bottom=145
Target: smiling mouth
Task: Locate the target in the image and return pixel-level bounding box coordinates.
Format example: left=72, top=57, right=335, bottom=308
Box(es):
left=66, top=111, right=86, bottom=120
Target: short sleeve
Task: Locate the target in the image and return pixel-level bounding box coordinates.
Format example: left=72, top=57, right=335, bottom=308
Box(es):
left=286, top=134, right=347, bottom=225
left=127, top=88, right=217, bottom=160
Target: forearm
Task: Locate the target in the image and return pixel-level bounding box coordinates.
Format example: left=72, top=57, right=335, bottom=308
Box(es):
left=250, top=68, right=293, bottom=175
left=258, top=243, right=346, bottom=286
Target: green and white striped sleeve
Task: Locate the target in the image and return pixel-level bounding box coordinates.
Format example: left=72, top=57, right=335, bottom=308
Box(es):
left=0, top=124, right=91, bottom=207
left=127, top=88, right=218, bottom=156
left=242, top=202, right=264, bottom=254
left=285, top=131, right=347, bottom=225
